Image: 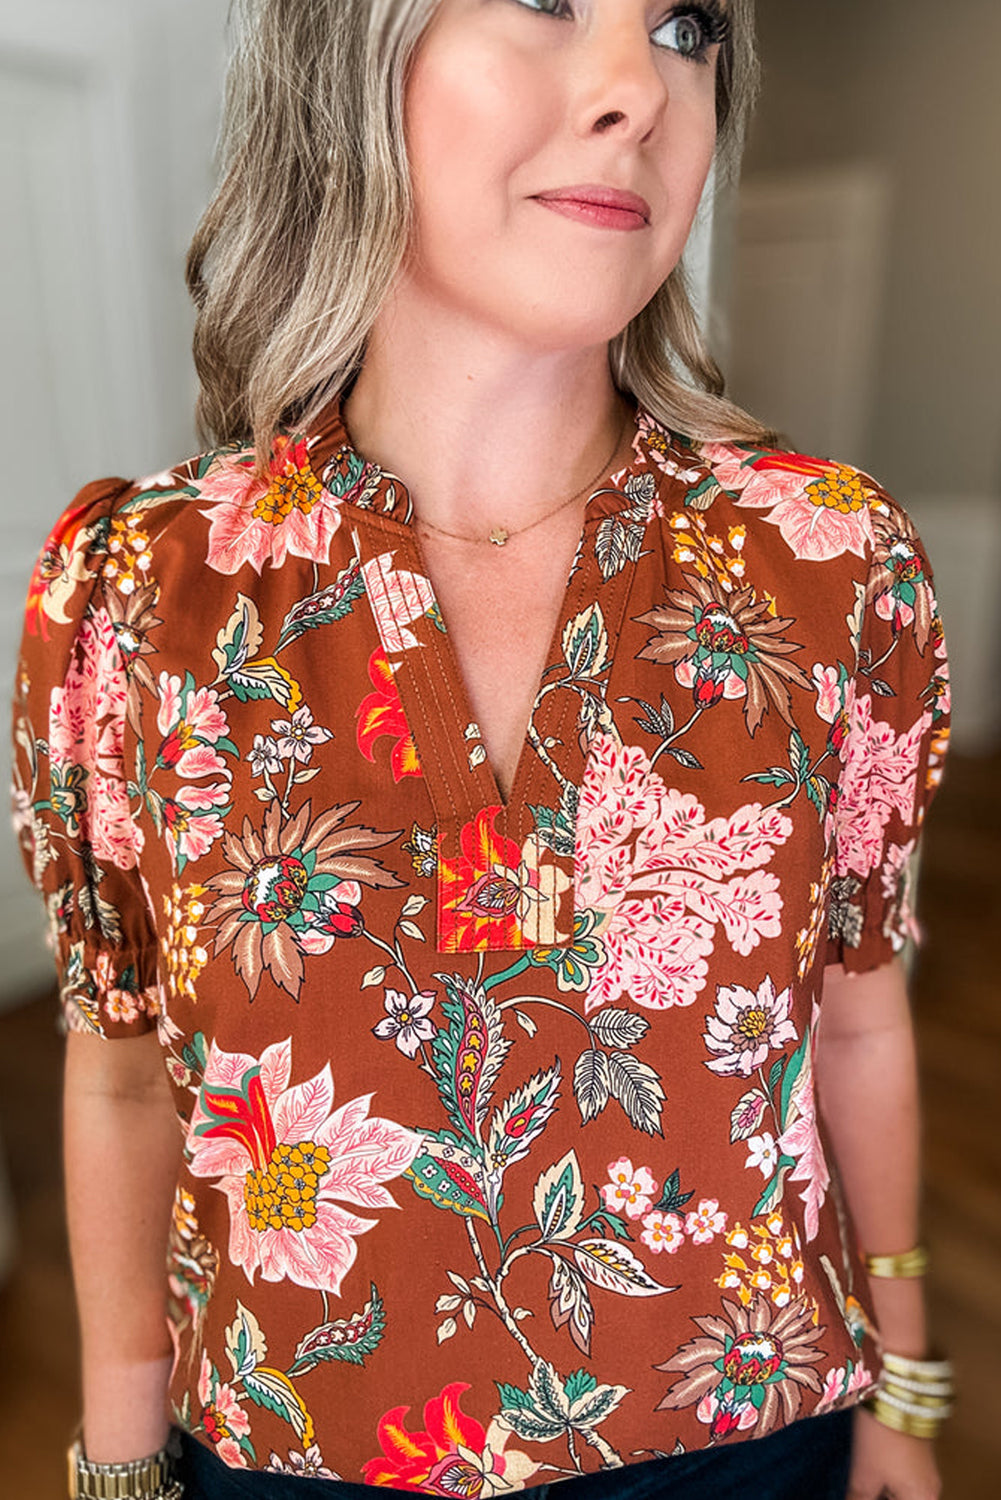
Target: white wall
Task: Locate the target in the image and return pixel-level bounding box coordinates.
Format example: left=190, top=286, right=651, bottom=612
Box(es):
left=741, top=0, right=1001, bottom=502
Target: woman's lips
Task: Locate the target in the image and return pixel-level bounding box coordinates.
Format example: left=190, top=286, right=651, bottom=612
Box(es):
left=532, top=185, right=651, bottom=231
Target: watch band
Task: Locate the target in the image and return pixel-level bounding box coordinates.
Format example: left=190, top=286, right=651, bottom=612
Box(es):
left=67, top=1437, right=182, bottom=1500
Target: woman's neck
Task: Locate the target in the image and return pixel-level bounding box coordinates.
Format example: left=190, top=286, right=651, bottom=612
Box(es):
left=341, top=297, right=631, bottom=535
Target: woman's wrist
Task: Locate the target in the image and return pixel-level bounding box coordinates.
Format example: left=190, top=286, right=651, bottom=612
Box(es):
left=865, top=1267, right=930, bottom=1359
left=81, top=1352, right=174, bottom=1464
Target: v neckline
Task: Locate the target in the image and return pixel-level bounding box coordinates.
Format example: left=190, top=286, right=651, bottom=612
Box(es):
left=313, top=395, right=644, bottom=806
left=308, top=392, right=674, bottom=952
left=409, top=423, right=642, bottom=816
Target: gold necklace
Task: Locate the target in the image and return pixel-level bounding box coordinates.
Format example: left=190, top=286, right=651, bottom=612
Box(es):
left=413, top=409, right=629, bottom=548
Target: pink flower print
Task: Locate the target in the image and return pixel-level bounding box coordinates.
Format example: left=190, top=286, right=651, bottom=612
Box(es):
left=702, top=445, right=877, bottom=562
left=575, top=736, right=791, bottom=1013
left=361, top=552, right=436, bottom=653
left=813, top=664, right=844, bottom=724
left=641, top=1211, right=685, bottom=1254
left=164, top=799, right=227, bottom=867
left=833, top=693, right=930, bottom=880
left=187, top=1038, right=423, bottom=1294
left=811, top=663, right=855, bottom=759
left=197, top=1352, right=251, bottom=1468
left=200, top=435, right=343, bottom=576
left=156, top=674, right=231, bottom=778
left=601, top=1157, right=659, bottom=1220
left=703, top=976, right=798, bottom=1077
left=103, top=989, right=139, bottom=1025
left=816, top=1360, right=874, bottom=1414
left=372, top=989, right=437, bottom=1058
left=297, top=881, right=365, bottom=957
left=155, top=673, right=234, bottom=869
left=271, top=706, right=333, bottom=764
left=695, top=1388, right=758, bottom=1434
left=685, top=1198, right=727, bottom=1245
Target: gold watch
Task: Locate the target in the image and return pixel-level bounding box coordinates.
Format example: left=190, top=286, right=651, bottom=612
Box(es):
left=67, top=1437, right=183, bottom=1500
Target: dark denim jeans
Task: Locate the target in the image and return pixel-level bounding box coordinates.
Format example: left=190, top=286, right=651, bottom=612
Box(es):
left=177, top=1407, right=853, bottom=1499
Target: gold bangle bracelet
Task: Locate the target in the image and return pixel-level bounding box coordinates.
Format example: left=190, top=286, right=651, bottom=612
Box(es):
left=864, top=1245, right=929, bottom=1279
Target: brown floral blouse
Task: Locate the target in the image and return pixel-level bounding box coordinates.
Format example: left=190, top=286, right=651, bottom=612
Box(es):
left=11, top=393, right=950, bottom=1489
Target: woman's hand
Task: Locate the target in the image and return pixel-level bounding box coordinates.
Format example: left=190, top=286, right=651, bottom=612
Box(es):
left=848, top=1405, right=943, bottom=1499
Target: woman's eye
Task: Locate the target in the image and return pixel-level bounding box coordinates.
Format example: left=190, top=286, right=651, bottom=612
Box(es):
left=652, top=12, right=715, bottom=61
left=508, top=0, right=725, bottom=63
left=509, top=0, right=565, bottom=15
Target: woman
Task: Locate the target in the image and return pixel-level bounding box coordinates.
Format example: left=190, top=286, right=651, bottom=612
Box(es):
left=12, top=2, right=952, bottom=1497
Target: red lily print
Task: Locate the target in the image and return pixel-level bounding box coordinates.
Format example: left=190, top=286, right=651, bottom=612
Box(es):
left=356, top=648, right=422, bottom=781
left=362, top=1381, right=540, bottom=1495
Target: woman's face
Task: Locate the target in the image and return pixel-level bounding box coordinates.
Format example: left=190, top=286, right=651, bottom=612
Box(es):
left=400, top=0, right=726, bottom=352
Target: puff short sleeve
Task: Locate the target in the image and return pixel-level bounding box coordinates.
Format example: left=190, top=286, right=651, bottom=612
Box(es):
left=825, top=487, right=951, bottom=973
left=10, top=479, right=161, bottom=1037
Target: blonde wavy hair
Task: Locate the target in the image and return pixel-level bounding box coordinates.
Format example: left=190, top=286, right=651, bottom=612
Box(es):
left=187, top=0, right=774, bottom=458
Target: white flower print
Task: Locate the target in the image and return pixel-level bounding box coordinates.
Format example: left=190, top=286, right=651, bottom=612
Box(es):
left=745, top=1133, right=780, bottom=1178
left=270, top=706, right=333, bottom=764
left=372, top=989, right=437, bottom=1059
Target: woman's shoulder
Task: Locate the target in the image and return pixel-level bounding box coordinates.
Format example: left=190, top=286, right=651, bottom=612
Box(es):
left=679, top=434, right=926, bottom=575
left=27, top=428, right=326, bottom=640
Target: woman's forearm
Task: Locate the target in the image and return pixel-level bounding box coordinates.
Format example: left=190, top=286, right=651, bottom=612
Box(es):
left=815, top=959, right=929, bottom=1359
left=65, top=1030, right=182, bottom=1463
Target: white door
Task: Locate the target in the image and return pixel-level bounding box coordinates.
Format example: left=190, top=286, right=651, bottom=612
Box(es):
left=0, top=0, right=227, bottom=1003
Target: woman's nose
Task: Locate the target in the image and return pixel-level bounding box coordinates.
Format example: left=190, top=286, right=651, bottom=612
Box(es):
left=572, top=12, right=670, bottom=141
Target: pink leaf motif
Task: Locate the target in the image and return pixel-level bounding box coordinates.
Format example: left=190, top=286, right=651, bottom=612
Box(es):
left=273, top=1066, right=335, bottom=1142
left=259, top=1039, right=294, bottom=1106
left=671, top=871, right=784, bottom=957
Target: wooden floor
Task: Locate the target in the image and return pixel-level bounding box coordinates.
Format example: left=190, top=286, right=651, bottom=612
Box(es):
left=1, top=753, right=999, bottom=1495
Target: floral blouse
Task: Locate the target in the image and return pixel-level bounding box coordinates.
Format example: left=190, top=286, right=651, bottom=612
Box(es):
left=11, top=393, right=950, bottom=1490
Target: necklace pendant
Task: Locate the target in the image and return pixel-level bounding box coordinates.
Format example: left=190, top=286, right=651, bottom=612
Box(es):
left=489, top=527, right=509, bottom=547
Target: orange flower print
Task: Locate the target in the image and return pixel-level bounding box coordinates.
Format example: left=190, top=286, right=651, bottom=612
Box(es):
left=363, top=1381, right=541, bottom=1495
left=438, top=808, right=550, bottom=952
left=356, top=648, right=421, bottom=781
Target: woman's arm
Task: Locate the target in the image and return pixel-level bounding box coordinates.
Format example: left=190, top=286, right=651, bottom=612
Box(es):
left=65, top=1029, right=181, bottom=1463
left=816, top=957, right=941, bottom=1500
left=816, top=957, right=927, bottom=1356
